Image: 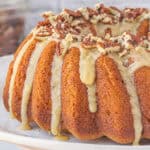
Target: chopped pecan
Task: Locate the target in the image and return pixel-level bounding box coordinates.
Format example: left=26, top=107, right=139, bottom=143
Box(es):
left=61, top=22, right=71, bottom=30
left=87, top=7, right=98, bottom=16
left=109, top=6, right=123, bottom=21
left=89, top=23, right=97, bottom=36
left=104, top=28, right=112, bottom=39
left=137, top=19, right=149, bottom=39
left=36, top=26, right=52, bottom=37
left=82, top=36, right=97, bottom=49
left=123, top=57, right=135, bottom=67
left=98, top=4, right=111, bottom=14
left=42, top=12, right=51, bottom=19
left=70, top=27, right=81, bottom=35
left=54, top=28, right=65, bottom=39
left=56, top=42, right=62, bottom=56
left=64, top=9, right=82, bottom=17
left=129, top=34, right=141, bottom=45
left=110, top=6, right=122, bottom=14
left=56, top=15, right=65, bottom=22
left=84, top=20, right=97, bottom=36
left=37, top=19, right=51, bottom=28
left=100, top=14, right=114, bottom=24
left=103, top=40, right=120, bottom=48
left=55, top=22, right=71, bottom=38
left=123, top=8, right=145, bottom=20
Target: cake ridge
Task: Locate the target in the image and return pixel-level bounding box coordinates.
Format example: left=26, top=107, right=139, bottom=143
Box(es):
left=8, top=35, right=35, bottom=119
left=20, top=40, right=50, bottom=129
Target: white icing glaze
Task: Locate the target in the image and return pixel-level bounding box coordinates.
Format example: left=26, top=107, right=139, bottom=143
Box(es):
left=96, top=21, right=138, bottom=36
left=79, top=47, right=100, bottom=112
left=128, top=47, right=150, bottom=74
left=140, top=11, right=150, bottom=20
left=51, top=54, right=63, bottom=135
left=87, top=84, right=97, bottom=113
left=61, top=33, right=73, bottom=57
left=20, top=40, right=50, bottom=129
left=110, top=54, right=143, bottom=145
left=8, top=36, right=34, bottom=118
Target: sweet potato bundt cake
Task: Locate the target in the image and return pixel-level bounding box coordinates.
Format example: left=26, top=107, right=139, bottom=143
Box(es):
left=3, top=4, right=150, bottom=145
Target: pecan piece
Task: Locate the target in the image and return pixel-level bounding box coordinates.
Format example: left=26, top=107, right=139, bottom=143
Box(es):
left=70, top=27, right=81, bottom=35
left=37, top=19, right=51, bottom=28
left=109, top=6, right=123, bottom=21
left=87, top=7, right=98, bottom=16
left=103, top=40, right=120, bottom=48
left=82, top=36, right=97, bottom=49
left=104, top=28, right=112, bottom=39
left=56, top=42, right=62, bottom=56
left=123, top=8, right=146, bottom=20
left=64, top=9, right=82, bottom=17
left=84, top=20, right=97, bottom=36
left=123, top=57, right=135, bottom=67
left=36, top=26, right=52, bottom=37
left=137, top=19, right=149, bottom=39
left=98, top=4, right=111, bottom=14
left=56, top=15, right=65, bottom=22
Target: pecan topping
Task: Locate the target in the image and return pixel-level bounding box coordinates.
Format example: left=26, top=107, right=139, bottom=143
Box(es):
left=55, top=22, right=71, bottom=38
left=102, top=40, right=120, bottom=48
left=56, top=15, right=65, bottom=22
left=123, top=57, right=135, bottom=67
left=56, top=42, right=62, bottom=56
left=110, top=6, right=122, bottom=14
left=130, top=34, right=141, bottom=45
left=82, top=36, right=97, bottom=49
left=54, top=28, right=65, bottom=39
left=98, top=4, right=111, bottom=14
left=104, top=28, right=112, bottom=39
left=87, top=7, right=98, bottom=16
left=123, top=8, right=145, bottom=20
left=70, top=27, right=81, bottom=35
left=37, top=19, right=51, bottom=28
left=64, top=9, right=82, bottom=17
left=36, top=25, right=52, bottom=37
left=84, top=20, right=97, bottom=36
left=109, top=6, right=123, bottom=21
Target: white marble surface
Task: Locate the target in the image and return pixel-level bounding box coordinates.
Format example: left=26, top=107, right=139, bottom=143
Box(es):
left=0, top=142, right=19, bottom=150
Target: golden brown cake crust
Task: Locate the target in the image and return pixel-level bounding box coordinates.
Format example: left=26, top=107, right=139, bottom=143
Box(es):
left=137, top=19, right=149, bottom=38
left=96, top=55, right=134, bottom=144
left=12, top=39, right=37, bottom=121
left=134, top=66, right=150, bottom=139
left=3, top=61, right=14, bottom=111
left=3, top=34, right=33, bottom=112
left=32, top=41, right=56, bottom=131
left=62, top=47, right=102, bottom=140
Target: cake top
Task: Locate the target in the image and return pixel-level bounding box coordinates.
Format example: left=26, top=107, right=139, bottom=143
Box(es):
left=25, top=4, right=149, bottom=70
left=35, top=4, right=149, bottom=38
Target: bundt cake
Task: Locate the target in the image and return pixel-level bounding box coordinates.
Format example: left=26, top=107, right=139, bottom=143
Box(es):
left=3, top=4, right=150, bottom=145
